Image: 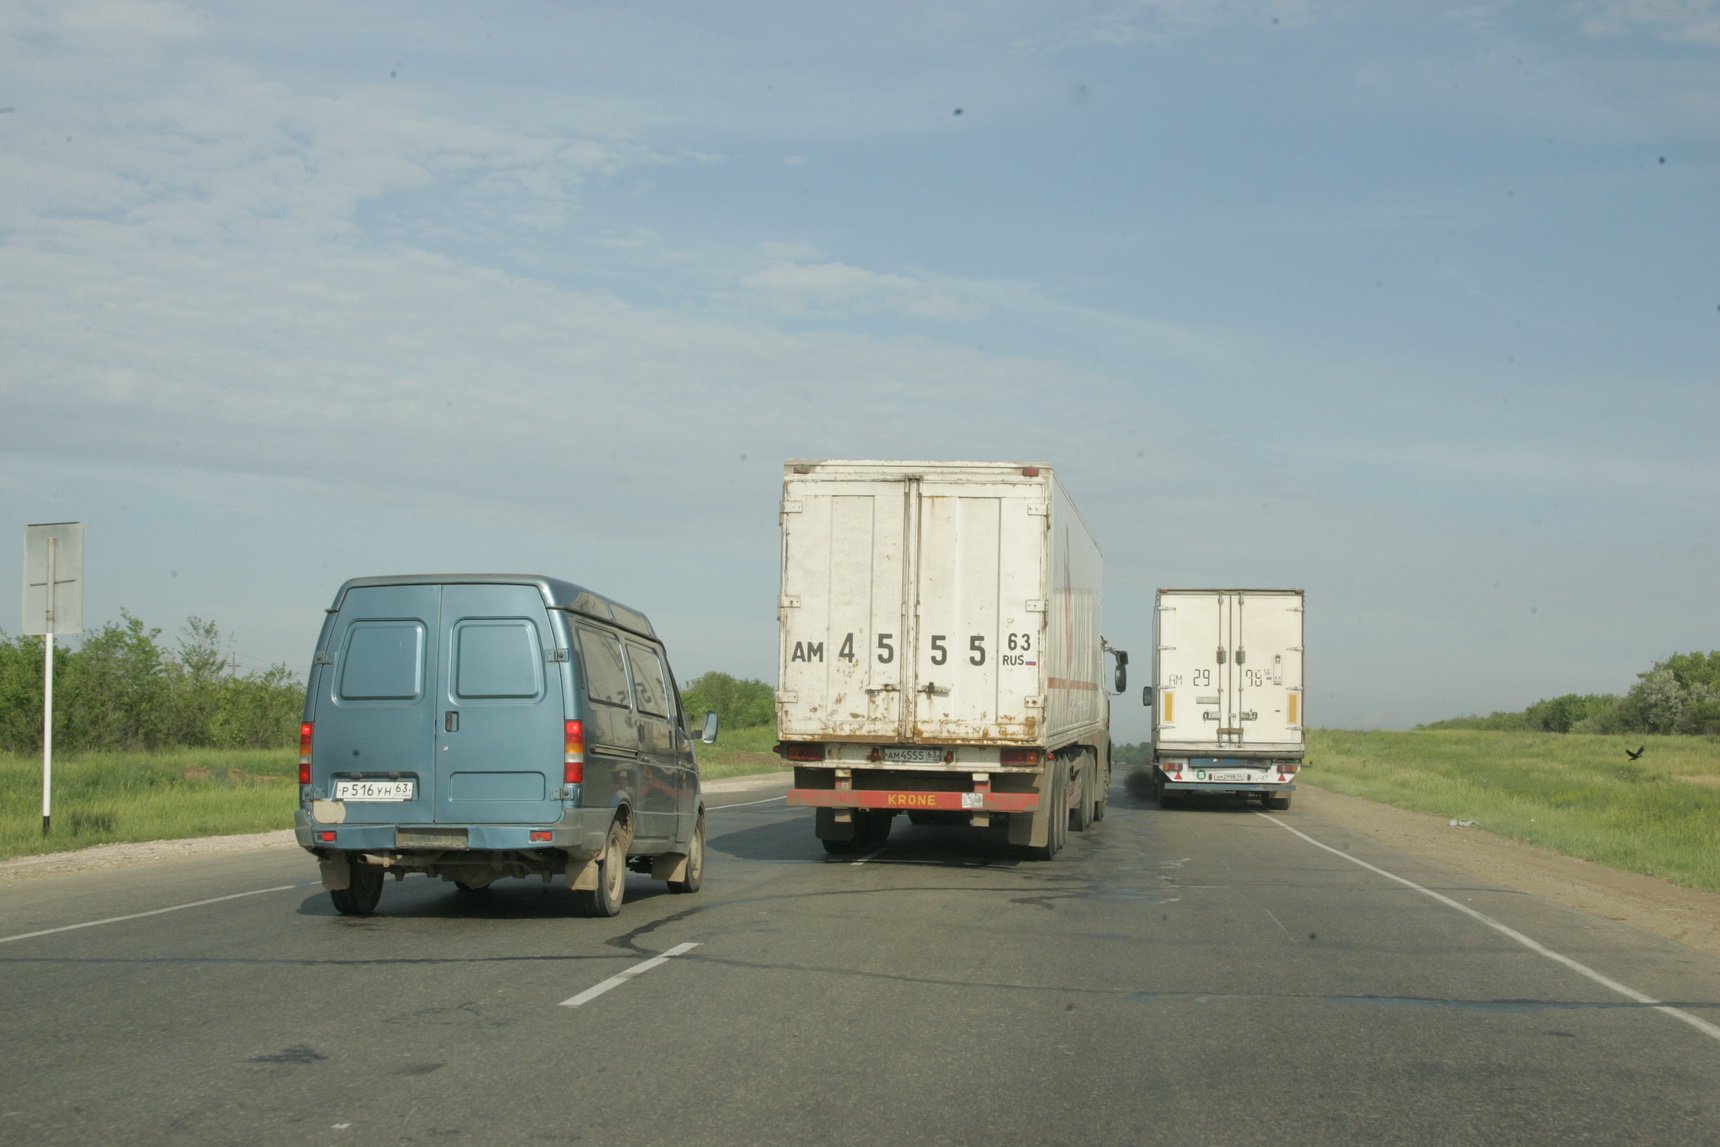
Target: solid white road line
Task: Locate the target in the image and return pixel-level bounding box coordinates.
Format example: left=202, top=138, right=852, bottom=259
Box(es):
left=561, top=942, right=701, bottom=1007
left=1259, top=812, right=1720, bottom=1044
left=850, top=848, right=887, bottom=866
left=708, top=795, right=787, bottom=810
left=0, top=884, right=310, bottom=946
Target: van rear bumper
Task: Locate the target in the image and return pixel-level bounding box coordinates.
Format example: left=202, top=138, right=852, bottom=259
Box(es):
left=294, top=807, right=614, bottom=858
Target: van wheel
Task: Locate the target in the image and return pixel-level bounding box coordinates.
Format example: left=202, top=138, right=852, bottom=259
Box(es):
left=330, top=861, right=384, bottom=916
left=574, top=820, right=627, bottom=918
left=667, top=814, right=705, bottom=894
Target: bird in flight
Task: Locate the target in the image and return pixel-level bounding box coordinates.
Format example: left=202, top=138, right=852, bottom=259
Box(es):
left=1626, top=745, right=1645, bottom=760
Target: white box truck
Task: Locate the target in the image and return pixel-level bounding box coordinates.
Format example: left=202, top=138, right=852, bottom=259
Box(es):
left=1145, top=588, right=1305, bottom=810
left=775, top=460, right=1126, bottom=858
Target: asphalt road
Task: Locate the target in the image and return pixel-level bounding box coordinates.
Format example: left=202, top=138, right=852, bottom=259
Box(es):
left=3, top=776, right=1719, bottom=1146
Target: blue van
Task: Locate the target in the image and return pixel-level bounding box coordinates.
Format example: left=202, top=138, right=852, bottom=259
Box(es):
left=294, top=575, right=716, bottom=917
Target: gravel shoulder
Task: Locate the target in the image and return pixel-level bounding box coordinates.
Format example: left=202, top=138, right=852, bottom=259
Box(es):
left=1296, top=781, right=1720, bottom=961
left=6, top=773, right=1716, bottom=964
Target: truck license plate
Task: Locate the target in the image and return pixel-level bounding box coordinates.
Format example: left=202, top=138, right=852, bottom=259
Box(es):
left=1207, top=770, right=1251, bottom=782
left=332, top=780, right=416, bottom=802
left=882, top=747, right=942, bottom=763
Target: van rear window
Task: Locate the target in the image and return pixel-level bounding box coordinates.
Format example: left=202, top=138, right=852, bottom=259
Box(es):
left=339, top=622, right=425, bottom=701
left=454, top=620, right=544, bottom=700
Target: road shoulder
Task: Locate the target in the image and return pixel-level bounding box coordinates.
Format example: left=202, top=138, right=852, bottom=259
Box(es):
left=1296, top=781, right=1720, bottom=961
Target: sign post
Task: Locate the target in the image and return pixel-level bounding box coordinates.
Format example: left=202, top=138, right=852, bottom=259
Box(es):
left=23, top=522, right=84, bottom=836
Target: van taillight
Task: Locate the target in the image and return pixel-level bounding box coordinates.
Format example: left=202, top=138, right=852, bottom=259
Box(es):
left=780, top=742, right=825, bottom=762
left=564, top=720, right=585, bottom=784
left=298, top=723, right=313, bottom=784
left=1001, top=748, right=1042, bottom=765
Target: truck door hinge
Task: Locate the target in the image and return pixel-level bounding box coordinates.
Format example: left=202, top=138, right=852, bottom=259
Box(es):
left=1025, top=600, right=1046, bottom=613
left=778, top=595, right=800, bottom=609
left=775, top=690, right=799, bottom=703
left=781, top=499, right=803, bottom=513
left=1027, top=504, right=1050, bottom=516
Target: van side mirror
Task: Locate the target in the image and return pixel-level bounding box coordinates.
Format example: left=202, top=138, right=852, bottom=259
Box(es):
left=701, top=711, right=719, bottom=744
left=1142, top=686, right=1154, bottom=707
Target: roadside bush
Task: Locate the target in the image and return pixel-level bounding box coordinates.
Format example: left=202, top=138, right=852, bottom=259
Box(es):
left=681, top=671, right=774, bottom=731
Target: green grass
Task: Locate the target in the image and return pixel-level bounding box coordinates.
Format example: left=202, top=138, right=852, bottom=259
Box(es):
left=696, top=724, right=789, bottom=780
left=0, top=730, right=791, bottom=862
left=0, top=749, right=298, bottom=862
left=1303, top=729, right=1720, bottom=892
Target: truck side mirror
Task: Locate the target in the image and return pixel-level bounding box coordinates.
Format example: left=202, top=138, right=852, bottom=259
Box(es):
left=1142, top=686, right=1154, bottom=707
left=1114, top=663, right=1127, bottom=694
left=701, top=711, right=720, bottom=744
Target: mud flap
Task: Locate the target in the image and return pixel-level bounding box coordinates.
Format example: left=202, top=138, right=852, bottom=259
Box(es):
left=1007, top=805, right=1048, bottom=847
left=565, top=856, right=601, bottom=891
left=318, top=854, right=352, bottom=891
left=816, top=807, right=857, bottom=841
left=651, top=852, right=689, bottom=881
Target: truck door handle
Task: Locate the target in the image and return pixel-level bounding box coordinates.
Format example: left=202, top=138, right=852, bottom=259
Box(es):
left=445, top=711, right=459, bottom=733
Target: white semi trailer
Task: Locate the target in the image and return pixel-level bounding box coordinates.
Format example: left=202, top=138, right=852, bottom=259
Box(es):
left=1145, top=589, right=1305, bottom=810
left=775, top=460, right=1125, bottom=858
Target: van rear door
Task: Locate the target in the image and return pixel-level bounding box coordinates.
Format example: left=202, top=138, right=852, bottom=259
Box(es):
left=434, top=584, right=564, bottom=826
left=315, top=584, right=439, bottom=825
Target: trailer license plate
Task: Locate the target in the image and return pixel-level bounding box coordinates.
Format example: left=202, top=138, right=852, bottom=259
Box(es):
left=332, top=780, right=416, bottom=802
left=882, top=747, right=942, bottom=763
left=1207, top=770, right=1251, bottom=782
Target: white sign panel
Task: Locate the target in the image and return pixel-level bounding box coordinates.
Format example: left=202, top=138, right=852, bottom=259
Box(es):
left=22, top=522, right=84, bottom=636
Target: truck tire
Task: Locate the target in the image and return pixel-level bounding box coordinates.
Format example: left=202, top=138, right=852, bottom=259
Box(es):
left=1265, top=792, right=1293, bottom=812
left=1028, top=767, right=1067, bottom=860
left=667, top=813, right=705, bottom=894
left=330, top=860, right=384, bottom=916
left=821, top=837, right=862, bottom=855
left=1070, top=758, right=1093, bottom=832
left=574, top=819, right=627, bottom=918
left=1093, top=763, right=1108, bottom=823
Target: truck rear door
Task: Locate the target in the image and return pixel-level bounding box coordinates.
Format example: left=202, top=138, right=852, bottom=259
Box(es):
left=1232, top=592, right=1304, bottom=752
left=907, top=476, right=1042, bottom=743
left=779, top=477, right=910, bottom=740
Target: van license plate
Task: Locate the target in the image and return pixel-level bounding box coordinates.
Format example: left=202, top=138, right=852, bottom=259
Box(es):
left=882, top=747, right=942, bottom=763
left=332, top=780, right=416, bottom=802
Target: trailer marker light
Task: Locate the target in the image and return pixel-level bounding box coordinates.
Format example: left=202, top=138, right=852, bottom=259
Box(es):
left=1021, top=466, right=1040, bottom=477
left=943, top=750, right=954, bottom=763
left=299, top=723, right=313, bottom=784
left=868, top=748, right=881, bottom=762
left=564, top=720, right=585, bottom=784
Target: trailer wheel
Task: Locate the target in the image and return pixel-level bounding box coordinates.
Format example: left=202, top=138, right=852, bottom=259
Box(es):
left=1265, top=792, right=1293, bottom=812
left=330, top=860, right=384, bottom=916
left=1070, top=758, right=1093, bottom=832
left=821, top=837, right=863, bottom=855
left=574, top=819, right=627, bottom=918
left=856, top=811, right=892, bottom=846
left=667, top=813, right=705, bottom=894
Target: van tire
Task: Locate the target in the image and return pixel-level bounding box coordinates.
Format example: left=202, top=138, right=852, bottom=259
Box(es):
left=667, top=814, right=705, bottom=894
left=574, top=820, right=627, bottom=918
left=330, top=861, right=384, bottom=916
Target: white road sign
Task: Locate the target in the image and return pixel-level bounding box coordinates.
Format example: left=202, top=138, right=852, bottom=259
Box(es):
left=22, top=521, right=84, bottom=636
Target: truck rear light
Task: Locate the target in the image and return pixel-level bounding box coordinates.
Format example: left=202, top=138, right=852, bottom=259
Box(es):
left=943, top=750, right=955, bottom=763
left=1001, top=748, right=1042, bottom=765
left=1279, top=762, right=1300, bottom=775
left=868, top=748, right=881, bottom=762
left=780, top=742, right=825, bottom=762
left=299, top=723, right=313, bottom=784
left=564, top=720, right=585, bottom=784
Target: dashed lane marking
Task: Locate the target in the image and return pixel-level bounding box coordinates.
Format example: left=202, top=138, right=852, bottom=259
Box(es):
left=1258, top=812, right=1720, bottom=1044
left=560, top=942, right=701, bottom=1007
left=0, top=884, right=311, bottom=946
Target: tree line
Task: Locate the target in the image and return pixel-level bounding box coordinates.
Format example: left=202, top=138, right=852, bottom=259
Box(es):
left=1421, top=651, right=1720, bottom=736
left=679, top=671, right=774, bottom=731
left=0, top=613, right=303, bottom=753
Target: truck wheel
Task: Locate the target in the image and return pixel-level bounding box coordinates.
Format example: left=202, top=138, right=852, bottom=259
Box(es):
left=667, top=814, right=705, bottom=894
left=1093, top=764, right=1108, bottom=823
left=821, top=837, right=862, bottom=855
left=1070, top=760, right=1093, bottom=832
left=574, top=819, right=627, bottom=918
left=1265, top=792, right=1293, bottom=812
left=330, top=861, right=384, bottom=916
left=1028, top=767, right=1067, bottom=860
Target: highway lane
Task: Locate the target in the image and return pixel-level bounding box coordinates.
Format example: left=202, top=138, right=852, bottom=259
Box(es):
left=1, top=776, right=1718, bottom=1146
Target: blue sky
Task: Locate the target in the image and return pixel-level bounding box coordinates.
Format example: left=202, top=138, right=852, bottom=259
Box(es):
left=2, top=0, right=1716, bottom=737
